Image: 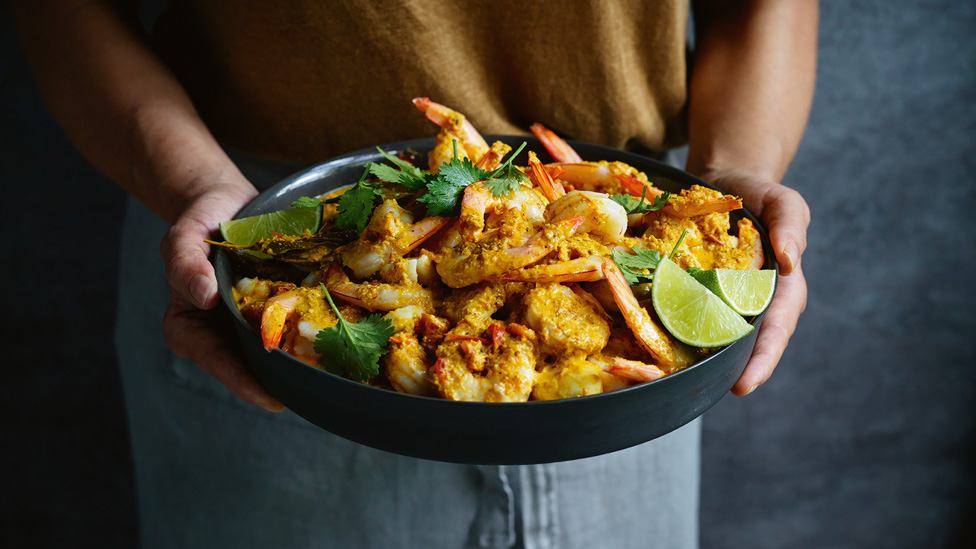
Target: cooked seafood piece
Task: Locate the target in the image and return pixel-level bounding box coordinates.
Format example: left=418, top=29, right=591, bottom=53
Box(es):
left=339, top=200, right=448, bottom=279
left=436, top=215, right=585, bottom=288
left=430, top=324, right=538, bottom=402
left=412, top=96, right=489, bottom=172
left=385, top=332, right=438, bottom=397
left=258, top=286, right=336, bottom=366
left=530, top=122, right=583, bottom=163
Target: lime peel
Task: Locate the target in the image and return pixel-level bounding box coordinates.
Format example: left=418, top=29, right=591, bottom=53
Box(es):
left=690, top=268, right=777, bottom=316
left=219, top=206, right=322, bottom=246
left=652, top=257, right=754, bottom=348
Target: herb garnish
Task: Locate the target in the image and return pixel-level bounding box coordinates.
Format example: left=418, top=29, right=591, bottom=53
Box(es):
left=335, top=168, right=385, bottom=233
left=610, top=188, right=671, bottom=215
left=314, top=285, right=395, bottom=382
left=612, top=247, right=662, bottom=286
left=416, top=141, right=488, bottom=216
left=367, top=148, right=428, bottom=191
left=484, top=142, right=530, bottom=197
left=612, top=229, right=690, bottom=286
left=290, top=196, right=323, bottom=209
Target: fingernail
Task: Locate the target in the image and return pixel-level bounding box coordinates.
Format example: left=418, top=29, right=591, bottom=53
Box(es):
left=781, top=243, right=799, bottom=275
left=190, top=274, right=215, bottom=307
left=743, top=384, right=759, bottom=396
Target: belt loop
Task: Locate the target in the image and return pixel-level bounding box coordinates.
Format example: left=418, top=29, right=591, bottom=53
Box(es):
left=467, top=465, right=516, bottom=549
left=521, top=464, right=559, bottom=549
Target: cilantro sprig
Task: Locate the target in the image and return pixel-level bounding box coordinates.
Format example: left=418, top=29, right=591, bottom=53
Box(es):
left=314, top=285, right=395, bottom=382
left=367, top=148, right=427, bottom=191
left=290, top=196, right=323, bottom=209
left=417, top=143, right=488, bottom=216
left=484, top=142, right=529, bottom=197
left=612, top=229, right=691, bottom=286
left=610, top=188, right=671, bottom=215
left=335, top=168, right=384, bottom=233
left=342, top=139, right=531, bottom=224
left=612, top=247, right=662, bottom=286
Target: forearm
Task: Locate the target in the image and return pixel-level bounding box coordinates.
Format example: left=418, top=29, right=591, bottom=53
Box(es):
left=687, top=0, right=818, bottom=183
left=14, top=0, right=253, bottom=224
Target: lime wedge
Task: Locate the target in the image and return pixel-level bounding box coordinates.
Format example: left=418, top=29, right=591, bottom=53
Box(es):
left=651, top=257, right=754, bottom=348
left=690, top=268, right=777, bottom=316
left=219, top=206, right=322, bottom=246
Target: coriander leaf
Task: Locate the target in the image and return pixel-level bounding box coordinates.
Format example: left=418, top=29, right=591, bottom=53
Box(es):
left=485, top=163, right=528, bottom=197
left=417, top=174, right=468, bottom=216
left=290, top=196, right=322, bottom=209
left=314, top=285, right=395, bottom=382
left=368, top=148, right=427, bottom=190
left=417, top=141, right=489, bottom=216
left=612, top=246, right=662, bottom=286
left=435, top=153, right=488, bottom=189
left=336, top=168, right=384, bottom=232
left=610, top=189, right=671, bottom=214
left=366, top=162, right=405, bottom=184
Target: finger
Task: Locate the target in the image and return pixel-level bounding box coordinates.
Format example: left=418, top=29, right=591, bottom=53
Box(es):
left=161, top=218, right=219, bottom=310
left=159, top=189, right=254, bottom=311
left=760, top=185, right=810, bottom=276
left=731, top=267, right=807, bottom=396
left=697, top=173, right=810, bottom=276
left=163, top=292, right=286, bottom=412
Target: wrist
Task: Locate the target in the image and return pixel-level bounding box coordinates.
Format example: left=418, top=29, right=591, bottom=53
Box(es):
left=690, top=165, right=780, bottom=201
left=125, top=98, right=256, bottom=223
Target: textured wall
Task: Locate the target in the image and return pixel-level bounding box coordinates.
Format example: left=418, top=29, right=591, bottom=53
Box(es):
left=700, top=2, right=976, bottom=548
left=2, top=1, right=974, bottom=547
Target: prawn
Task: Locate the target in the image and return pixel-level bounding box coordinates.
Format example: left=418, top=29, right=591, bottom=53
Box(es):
left=325, top=262, right=436, bottom=313
left=259, top=286, right=338, bottom=366
left=531, top=123, right=743, bottom=219
left=339, top=199, right=449, bottom=279
left=521, top=283, right=610, bottom=356
left=430, top=318, right=538, bottom=402
left=384, top=332, right=437, bottom=396
left=457, top=180, right=548, bottom=242
left=412, top=96, right=490, bottom=172
left=527, top=150, right=567, bottom=202
left=435, top=215, right=585, bottom=288
left=531, top=354, right=663, bottom=401
left=530, top=122, right=583, bottom=163
left=546, top=190, right=628, bottom=245
left=502, top=256, right=697, bottom=372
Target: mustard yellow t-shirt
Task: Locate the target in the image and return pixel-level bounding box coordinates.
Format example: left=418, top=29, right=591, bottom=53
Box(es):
left=153, top=0, right=689, bottom=163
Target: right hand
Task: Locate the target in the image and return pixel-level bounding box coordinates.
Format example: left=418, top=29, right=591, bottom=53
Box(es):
left=699, top=170, right=810, bottom=397
left=159, top=179, right=287, bottom=412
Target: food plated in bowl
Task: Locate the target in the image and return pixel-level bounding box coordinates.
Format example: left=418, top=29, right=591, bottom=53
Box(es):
left=213, top=99, right=776, bottom=464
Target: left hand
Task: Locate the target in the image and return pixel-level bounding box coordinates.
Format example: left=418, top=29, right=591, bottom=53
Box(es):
left=159, top=180, right=286, bottom=412
left=701, top=171, right=810, bottom=396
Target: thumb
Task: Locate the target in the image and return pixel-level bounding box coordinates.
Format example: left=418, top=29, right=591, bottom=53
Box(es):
left=758, top=185, right=810, bottom=276
left=159, top=183, right=257, bottom=309
left=161, top=215, right=219, bottom=310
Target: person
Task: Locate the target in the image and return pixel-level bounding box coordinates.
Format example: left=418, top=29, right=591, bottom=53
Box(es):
left=15, top=0, right=815, bottom=547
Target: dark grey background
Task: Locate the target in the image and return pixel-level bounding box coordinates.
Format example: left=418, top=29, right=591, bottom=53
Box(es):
left=2, top=1, right=974, bottom=547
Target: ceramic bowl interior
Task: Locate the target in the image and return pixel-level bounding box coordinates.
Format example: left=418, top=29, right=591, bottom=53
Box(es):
left=215, top=136, right=775, bottom=465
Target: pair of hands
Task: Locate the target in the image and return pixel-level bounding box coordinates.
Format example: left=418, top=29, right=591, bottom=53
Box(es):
left=160, top=171, right=808, bottom=411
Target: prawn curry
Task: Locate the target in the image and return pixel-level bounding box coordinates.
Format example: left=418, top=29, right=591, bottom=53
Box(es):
left=224, top=98, right=764, bottom=402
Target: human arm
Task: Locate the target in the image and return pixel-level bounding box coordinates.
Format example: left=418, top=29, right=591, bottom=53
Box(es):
left=687, top=0, right=817, bottom=395
left=14, top=0, right=284, bottom=411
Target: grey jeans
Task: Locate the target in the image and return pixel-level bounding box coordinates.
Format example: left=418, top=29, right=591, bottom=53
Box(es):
left=114, top=150, right=700, bottom=548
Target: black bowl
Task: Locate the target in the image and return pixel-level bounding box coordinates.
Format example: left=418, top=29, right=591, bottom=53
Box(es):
left=215, top=136, right=775, bottom=465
